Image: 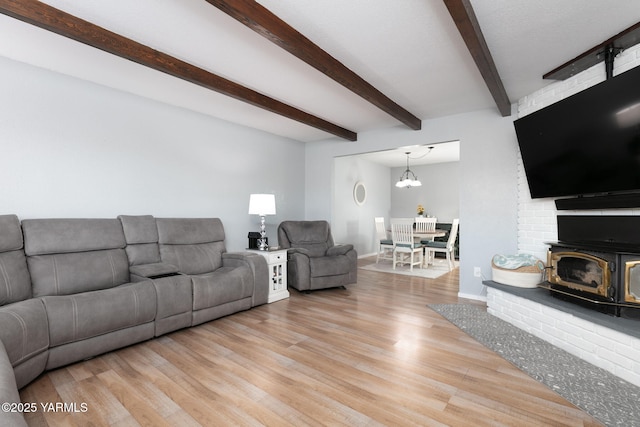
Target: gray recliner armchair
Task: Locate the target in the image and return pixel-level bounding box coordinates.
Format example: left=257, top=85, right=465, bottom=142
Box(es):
left=277, top=220, right=357, bottom=291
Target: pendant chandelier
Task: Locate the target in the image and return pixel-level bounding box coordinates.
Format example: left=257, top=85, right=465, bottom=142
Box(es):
left=396, top=152, right=422, bottom=188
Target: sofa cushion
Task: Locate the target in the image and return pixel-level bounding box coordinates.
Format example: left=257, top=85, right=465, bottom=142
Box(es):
left=0, top=299, right=49, bottom=367
left=278, top=221, right=333, bottom=257
left=119, top=215, right=162, bottom=265
left=310, top=256, right=352, bottom=278
left=153, top=274, right=193, bottom=320
left=42, top=281, right=156, bottom=347
left=192, top=266, right=253, bottom=311
left=118, top=215, right=158, bottom=244
left=0, top=251, right=32, bottom=305
left=292, top=242, right=329, bottom=258
left=23, top=218, right=126, bottom=255
left=326, top=244, right=355, bottom=256
left=23, top=219, right=132, bottom=296
left=28, top=249, right=130, bottom=297
left=125, top=243, right=162, bottom=266
left=0, top=215, right=23, bottom=252
left=157, top=218, right=226, bottom=275
left=222, top=252, right=269, bottom=307
left=0, top=215, right=32, bottom=305
left=160, top=242, right=225, bottom=275
left=157, top=218, right=225, bottom=245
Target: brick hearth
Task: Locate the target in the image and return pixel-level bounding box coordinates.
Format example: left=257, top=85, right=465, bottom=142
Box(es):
left=485, top=283, right=640, bottom=388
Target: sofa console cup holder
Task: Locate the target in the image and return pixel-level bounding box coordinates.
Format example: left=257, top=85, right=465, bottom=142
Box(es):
left=148, top=272, right=183, bottom=280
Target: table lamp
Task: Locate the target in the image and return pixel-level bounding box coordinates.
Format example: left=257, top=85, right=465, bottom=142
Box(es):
left=248, top=194, right=276, bottom=250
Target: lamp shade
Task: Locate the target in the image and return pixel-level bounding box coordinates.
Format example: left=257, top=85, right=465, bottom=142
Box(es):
left=248, top=194, right=276, bottom=215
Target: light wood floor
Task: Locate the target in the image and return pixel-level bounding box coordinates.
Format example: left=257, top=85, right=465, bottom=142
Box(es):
left=20, top=257, right=603, bottom=426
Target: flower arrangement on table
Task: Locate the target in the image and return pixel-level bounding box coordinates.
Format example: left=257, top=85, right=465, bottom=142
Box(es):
left=417, top=204, right=425, bottom=216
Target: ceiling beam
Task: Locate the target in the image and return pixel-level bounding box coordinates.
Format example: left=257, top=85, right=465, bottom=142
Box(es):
left=442, top=0, right=511, bottom=117
left=543, top=21, right=640, bottom=80
left=204, top=0, right=422, bottom=130
left=0, top=0, right=357, bottom=141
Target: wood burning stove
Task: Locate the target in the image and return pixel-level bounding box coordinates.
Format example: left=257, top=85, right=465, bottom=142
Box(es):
left=544, top=245, right=620, bottom=315
left=623, top=257, right=640, bottom=306
left=543, top=216, right=640, bottom=318
left=547, top=251, right=611, bottom=297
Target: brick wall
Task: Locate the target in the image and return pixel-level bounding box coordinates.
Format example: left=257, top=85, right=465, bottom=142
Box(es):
left=516, top=44, right=640, bottom=261
left=487, top=288, right=640, bottom=387
left=500, top=45, right=640, bottom=387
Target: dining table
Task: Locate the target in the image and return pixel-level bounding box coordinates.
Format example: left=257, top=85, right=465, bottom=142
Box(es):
left=386, top=227, right=447, bottom=267
left=413, top=229, right=446, bottom=242
left=414, top=229, right=447, bottom=267
left=385, top=229, right=447, bottom=243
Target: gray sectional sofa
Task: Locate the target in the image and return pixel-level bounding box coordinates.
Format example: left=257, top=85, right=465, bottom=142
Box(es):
left=0, top=214, right=268, bottom=426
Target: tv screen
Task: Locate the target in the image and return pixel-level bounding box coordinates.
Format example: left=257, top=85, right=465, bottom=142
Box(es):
left=514, top=65, right=640, bottom=199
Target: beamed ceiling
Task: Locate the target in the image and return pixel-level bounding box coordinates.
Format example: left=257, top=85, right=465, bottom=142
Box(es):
left=1, top=0, right=639, bottom=142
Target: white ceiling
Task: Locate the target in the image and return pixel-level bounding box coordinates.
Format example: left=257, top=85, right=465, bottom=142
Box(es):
left=1, top=1, right=639, bottom=142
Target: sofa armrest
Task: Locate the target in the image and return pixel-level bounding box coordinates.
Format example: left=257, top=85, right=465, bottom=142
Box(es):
left=129, top=262, right=180, bottom=281
left=222, top=252, right=269, bottom=306
left=286, top=251, right=312, bottom=291
left=0, top=340, right=27, bottom=427
left=326, top=244, right=354, bottom=257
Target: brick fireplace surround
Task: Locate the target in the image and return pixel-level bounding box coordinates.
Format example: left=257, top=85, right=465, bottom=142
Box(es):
left=485, top=283, right=640, bottom=388
left=488, top=45, right=640, bottom=388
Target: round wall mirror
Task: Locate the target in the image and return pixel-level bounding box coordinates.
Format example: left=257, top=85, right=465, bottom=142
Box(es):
left=353, top=181, right=367, bottom=206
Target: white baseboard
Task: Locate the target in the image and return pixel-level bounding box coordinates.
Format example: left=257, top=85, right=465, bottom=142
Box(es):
left=457, top=292, right=487, bottom=302
left=358, top=252, right=377, bottom=259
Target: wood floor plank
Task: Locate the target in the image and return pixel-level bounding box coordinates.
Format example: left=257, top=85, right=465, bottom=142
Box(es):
left=170, top=328, right=400, bottom=426
left=19, top=257, right=604, bottom=426
left=117, top=345, right=259, bottom=427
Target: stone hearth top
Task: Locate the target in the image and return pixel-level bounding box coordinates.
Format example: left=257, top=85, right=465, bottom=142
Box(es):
left=483, top=281, right=640, bottom=340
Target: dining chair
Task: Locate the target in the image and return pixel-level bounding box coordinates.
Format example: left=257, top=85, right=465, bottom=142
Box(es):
left=415, top=217, right=438, bottom=245
left=414, top=217, right=437, bottom=233
left=374, top=217, right=394, bottom=263
left=424, top=218, right=459, bottom=271
left=390, top=218, right=423, bottom=271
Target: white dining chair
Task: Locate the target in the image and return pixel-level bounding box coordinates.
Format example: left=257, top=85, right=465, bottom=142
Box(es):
left=414, top=217, right=437, bottom=233
left=424, top=218, right=459, bottom=271
left=374, top=217, right=394, bottom=263
left=390, top=218, right=423, bottom=271
left=415, top=217, right=438, bottom=266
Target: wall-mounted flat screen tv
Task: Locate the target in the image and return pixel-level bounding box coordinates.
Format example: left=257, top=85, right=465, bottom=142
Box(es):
left=514, top=65, right=640, bottom=199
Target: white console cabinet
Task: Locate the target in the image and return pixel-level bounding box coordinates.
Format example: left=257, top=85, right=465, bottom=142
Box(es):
left=249, top=248, right=289, bottom=303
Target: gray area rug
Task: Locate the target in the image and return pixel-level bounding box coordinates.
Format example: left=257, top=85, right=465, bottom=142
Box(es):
left=429, top=304, right=640, bottom=427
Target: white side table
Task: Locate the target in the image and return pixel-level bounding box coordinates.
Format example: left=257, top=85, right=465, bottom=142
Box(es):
left=249, top=248, right=289, bottom=303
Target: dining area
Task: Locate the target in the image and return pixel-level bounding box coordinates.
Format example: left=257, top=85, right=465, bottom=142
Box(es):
left=374, top=216, right=459, bottom=273
left=332, top=147, right=460, bottom=279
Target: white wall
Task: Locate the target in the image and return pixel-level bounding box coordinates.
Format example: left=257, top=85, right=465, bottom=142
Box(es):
left=2, top=54, right=521, bottom=299
left=0, top=56, right=305, bottom=251
left=306, top=108, right=519, bottom=299
left=517, top=45, right=640, bottom=261
left=390, top=161, right=459, bottom=222
left=332, top=156, right=391, bottom=256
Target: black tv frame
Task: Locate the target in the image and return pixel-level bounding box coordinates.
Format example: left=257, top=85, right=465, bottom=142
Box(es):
left=515, top=65, right=640, bottom=202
